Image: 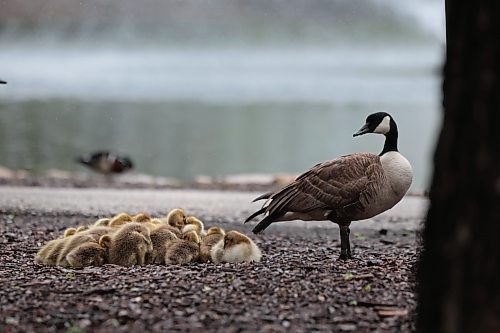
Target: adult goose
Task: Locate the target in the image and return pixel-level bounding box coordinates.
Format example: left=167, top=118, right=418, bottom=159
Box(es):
left=245, top=112, right=413, bottom=260
left=77, top=151, right=133, bottom=175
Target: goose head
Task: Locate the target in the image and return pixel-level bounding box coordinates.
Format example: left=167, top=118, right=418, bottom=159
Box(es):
left=353, top=112, right=399, bottom=155
left=353, top=112, right=397, bottom=137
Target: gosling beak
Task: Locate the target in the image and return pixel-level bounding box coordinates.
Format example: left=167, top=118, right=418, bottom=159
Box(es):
left=353, top=123, right=371, bottom=137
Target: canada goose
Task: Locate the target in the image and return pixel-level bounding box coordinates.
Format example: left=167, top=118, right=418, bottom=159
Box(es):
left=99, top=222, right=153, bottom=266
left=211, top=230, right=262, bottom=264
left=147, top=225, right=179, bottom=264
left=245, top=112, right=413, bottom=260
left=164, top=230, right=200, bottom=265
left=159, top=208, right=187, bottom=229
left=66, top=242, right=108, bottom=268
left=77, top=151, right=133, bottom=174
left=182, top=216, right=205, bottom=236
left=200, top=227, right=225, bottom=263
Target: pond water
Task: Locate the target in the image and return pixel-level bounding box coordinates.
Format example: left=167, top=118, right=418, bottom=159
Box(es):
left=0, top=1, right=444, bottom=191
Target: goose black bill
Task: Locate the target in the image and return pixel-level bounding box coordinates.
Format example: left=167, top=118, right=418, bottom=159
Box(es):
left=353, top=123, right=370, bottom=137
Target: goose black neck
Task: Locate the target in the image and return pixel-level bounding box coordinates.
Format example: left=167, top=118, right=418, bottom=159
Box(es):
left=380, top=128, right=398, bottom=156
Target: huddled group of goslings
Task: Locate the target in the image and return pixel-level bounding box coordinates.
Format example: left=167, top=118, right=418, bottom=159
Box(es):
left=35, top=209, right=262, bottom=268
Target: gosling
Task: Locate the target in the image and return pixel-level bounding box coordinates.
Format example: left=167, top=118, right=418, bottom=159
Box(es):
left=99, top=222, right=153, bottom=267
left=66, top=242, right=108, bottom=268
left=211, top=230, right=262, bottom=264
left=108, top=212, right=133, bottom=228
left=159, top=208, right=186, bottom=229
left=147, top=225, right=179, bottom=264
left=200, top=227, right=225, bottom=263
left=164, top=230, right=200, bottom=265
left=132, top=213, right=151, bottom=223
left=57, top=233, right=101, bottom=267
left=35, top=238, right=67, bottom=266
left=94, top=218, right=111, bottom=227
left=182, top=216, right=205, bottom=237
left=64, top=228, right=77, bottom=238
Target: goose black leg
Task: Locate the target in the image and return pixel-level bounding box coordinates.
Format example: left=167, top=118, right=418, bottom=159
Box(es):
left=339, top=224, right=352, bottom=260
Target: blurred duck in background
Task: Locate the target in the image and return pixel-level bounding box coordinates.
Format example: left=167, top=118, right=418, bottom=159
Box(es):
left=77, top=151, right=133, bottom=174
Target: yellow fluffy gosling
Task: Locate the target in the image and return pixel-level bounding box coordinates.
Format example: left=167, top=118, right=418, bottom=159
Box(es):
left=147, top=225, right=179, bottom=264
left=159, top=208, right=186, bottom=229
left=99, top=222, right=152, bottom=267
left=200, top=227, right=225, bottom=263
left=211, top=230, right=262, bottom=264
left=164, top=230, right=200, bottom=265
left=182, top=216, right=205, bottom=237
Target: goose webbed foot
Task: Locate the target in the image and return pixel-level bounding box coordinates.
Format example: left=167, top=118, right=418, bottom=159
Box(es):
left=338, top=249, right=352, bottom=260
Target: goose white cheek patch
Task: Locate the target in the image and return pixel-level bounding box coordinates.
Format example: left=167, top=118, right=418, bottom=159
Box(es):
left=373, top=116, right=391, bottom=134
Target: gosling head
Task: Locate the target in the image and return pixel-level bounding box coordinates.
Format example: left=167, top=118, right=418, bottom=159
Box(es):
left=66, top=243, right=107, bottom=268
left=94, top=218, right=111, bottom=227
left=183, top=216, right=204, bottom=234
left=166, top=208, right=187, bottom=228
left=64, top=228, right=77, bottom=238
left=76, top=225, right=89, bottom=233
left=99, top=235, right=112, bottom=250
left=207, top=227, right=225, bottom=236
left=223, top=231, right=250, bottom=249
left=132, top=213, right=151, bottom=223
left=109, top=212, right=133, bottom=228
left=353, top=112, right=397, bottom=137
left=183, top=230, right=201, bottom=244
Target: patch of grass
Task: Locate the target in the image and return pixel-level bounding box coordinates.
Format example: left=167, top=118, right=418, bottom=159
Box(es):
left=5, top=317, right=18, bottom=325
left=354, top=232, right=367, bottom=240
left=67, top=325, right=85, bottom=333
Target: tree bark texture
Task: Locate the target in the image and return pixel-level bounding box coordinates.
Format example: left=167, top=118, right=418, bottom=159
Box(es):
left=417, top=1, right=500, bottom=333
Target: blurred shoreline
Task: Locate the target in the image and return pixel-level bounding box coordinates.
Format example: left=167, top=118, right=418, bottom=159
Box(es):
left=0, top=164, right=428, bottom=196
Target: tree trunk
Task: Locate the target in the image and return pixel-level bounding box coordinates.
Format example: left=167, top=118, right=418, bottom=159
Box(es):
left=417, top=1, right=500, bottom=333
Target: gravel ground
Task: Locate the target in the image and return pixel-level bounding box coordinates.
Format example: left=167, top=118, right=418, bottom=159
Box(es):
left=0, top=210, right=418, bottom=333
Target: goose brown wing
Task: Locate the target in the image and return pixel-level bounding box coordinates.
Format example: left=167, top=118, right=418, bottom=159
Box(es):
left=264, top=153, right=383, bottom=216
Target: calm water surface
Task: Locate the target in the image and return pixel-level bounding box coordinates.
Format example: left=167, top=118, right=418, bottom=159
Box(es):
left=0, top=29, right=442, bottom=190
left=0, top=43, right=442, bottom=191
